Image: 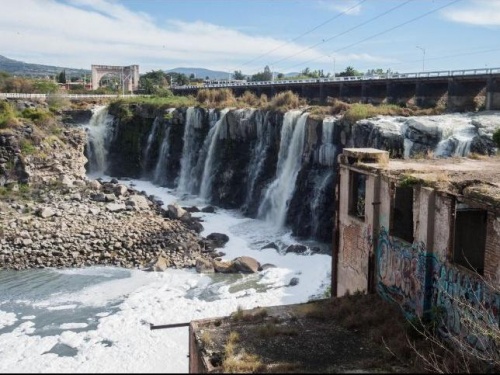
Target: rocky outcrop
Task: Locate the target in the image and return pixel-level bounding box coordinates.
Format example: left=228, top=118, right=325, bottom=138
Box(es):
left=0, top=179, right=217, bottom=271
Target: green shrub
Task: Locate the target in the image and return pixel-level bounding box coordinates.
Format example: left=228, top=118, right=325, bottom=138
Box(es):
left=19, top=138, right=37, bottom=155
left=0, top=101, right=18, bottom=128
left=493, top=128, right=500, bottom=148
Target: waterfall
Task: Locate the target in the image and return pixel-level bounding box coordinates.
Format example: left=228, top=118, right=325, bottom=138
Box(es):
left=152, top=124, right=171, bottom=186
left=257, top=111, right=307, bottom=229
left=317, top=117, right=337, bottom=167
left=199, top=109, right=230, bottom=200
left=142, top=116, right=161, bottom=173
left=242, top=111, right=270, bottom=213
left=434, top=124, right=476, bottom=157
left=177, top=107, right=204, bottom=194
left=83, top=106, right=114, bottom=174
left=310, top=170, right=334, bottom=238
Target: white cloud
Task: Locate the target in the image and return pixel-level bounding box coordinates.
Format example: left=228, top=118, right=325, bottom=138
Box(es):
left=318, top=0, right=363, bottom=15
left=442, top=0, right=500, bottom=26
left=0, top=0, right=387, bottom=74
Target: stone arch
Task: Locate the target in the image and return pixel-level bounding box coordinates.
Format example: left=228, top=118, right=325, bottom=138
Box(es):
left=91, top=65, right=139, bottom=92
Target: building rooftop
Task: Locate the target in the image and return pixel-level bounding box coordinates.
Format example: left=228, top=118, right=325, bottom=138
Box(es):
left=340, top=150, right=500, bottom=209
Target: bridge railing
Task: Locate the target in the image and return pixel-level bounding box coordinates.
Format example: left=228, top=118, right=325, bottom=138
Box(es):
left=0, top=93, right=141, bottom=99
left=173, top=67, right=500, bottom=90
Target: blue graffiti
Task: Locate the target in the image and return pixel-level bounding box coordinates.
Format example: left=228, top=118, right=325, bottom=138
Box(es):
left=376, top=226, right=500, bottom=353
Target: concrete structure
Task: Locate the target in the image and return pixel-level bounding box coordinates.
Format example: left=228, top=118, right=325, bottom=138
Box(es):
left=334, top=148, right=500, bottom=353
left=91, top=64, right=139, bottom=92
left=174, top=67, right=500, bottom=110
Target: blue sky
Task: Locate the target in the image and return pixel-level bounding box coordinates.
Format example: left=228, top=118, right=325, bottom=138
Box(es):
left=1, top=0, right=499, bottom=76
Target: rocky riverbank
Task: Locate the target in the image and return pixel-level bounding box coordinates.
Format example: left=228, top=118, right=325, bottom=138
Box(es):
left=0, top=177, right=219, bottom=271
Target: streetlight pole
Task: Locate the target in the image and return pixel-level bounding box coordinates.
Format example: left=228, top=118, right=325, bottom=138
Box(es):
left=416, top=45, right=426, bottom=72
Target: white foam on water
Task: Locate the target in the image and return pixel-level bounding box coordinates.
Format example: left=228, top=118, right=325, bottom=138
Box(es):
left=0, top=310, right=17, bottom=329
left=0, top=177, right=331, bottom=373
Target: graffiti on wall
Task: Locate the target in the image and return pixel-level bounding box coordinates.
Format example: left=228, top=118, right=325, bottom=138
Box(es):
left=376, top=226, right=500, bottom=353
left=432, top=264, right=500, bottom=353
left=376, top=226, right=432, bottom=316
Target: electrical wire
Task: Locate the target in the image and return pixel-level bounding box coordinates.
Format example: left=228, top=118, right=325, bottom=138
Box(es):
left=268, top=0, right=413, bottom=68
left=280, top=0, right=463, bottom=72
left=238, top=0, right=367, bottom=68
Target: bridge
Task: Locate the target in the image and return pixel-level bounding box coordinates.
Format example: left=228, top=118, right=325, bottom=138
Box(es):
left=173, top=67, right=500, bottom=110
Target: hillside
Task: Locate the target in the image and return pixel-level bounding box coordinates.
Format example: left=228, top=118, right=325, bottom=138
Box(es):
left=0, top=55, right=89, bottom=78
left=165, top=67, right=231, bottom=80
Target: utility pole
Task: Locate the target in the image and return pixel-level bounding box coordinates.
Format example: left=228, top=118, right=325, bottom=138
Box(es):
left=333, top=57, right=336, bottom=78
left=416, top=45, right=426, bottom=72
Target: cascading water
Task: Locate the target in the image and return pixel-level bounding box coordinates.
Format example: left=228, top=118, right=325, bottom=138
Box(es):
left=152, top=124, right=171, bottom=186
left=142, top=116, right=161, bottom=173
left=199, top=109, right=230, bottom=200
left=242, top=110, right=270, bottom=213
left=317, top=117, right=337, bottom=167
left=258, top=111, right=308, bottom=229
left=83, top=106, right=114, bottom=174
left=177, top=107, right=204, bottom=194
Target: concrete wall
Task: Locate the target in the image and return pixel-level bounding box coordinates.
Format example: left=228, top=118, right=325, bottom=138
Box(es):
left=336, top=163, right=500, bottom=352
left=336, top=167, right=375, bottom=296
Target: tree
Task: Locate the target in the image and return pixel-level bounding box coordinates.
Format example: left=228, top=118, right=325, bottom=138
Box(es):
left=57, top=70, right=66, bottom=84
left=250, top=65, right=273, bottom=82
left=338, top=66, right=362, bottom=77
left=233, top=70, right=245, bottom=80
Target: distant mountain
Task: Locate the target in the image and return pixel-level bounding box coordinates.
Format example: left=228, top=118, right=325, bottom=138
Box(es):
left=165, top=67, right=231, bottom=80
left=0, top=55, right=89, bottom=78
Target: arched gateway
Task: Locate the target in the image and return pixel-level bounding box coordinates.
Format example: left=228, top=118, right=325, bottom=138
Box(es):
left=91, top=64, right=140, bottom=92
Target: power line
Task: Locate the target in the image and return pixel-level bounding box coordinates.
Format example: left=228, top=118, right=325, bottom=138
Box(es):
left=281, top=0, right=462, bottom=72
left=238, top=0, right=367, bottom=69
left=268, top=0, right=413, bottom=68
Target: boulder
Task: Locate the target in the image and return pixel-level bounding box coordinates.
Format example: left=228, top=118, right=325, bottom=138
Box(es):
left=195, top=258, right=215, bottom=273
left=36, top=207, right=56, bottom=218
left=285, top=244, right=308, bottom=254
left=145, top=255, right=170, bottom=272
left=213, top=259, right=235, bottom=273
left=233, top=256, right=260, bottom=273
left=113, top=184, right=128, bottom=197
left=206, top=233, right=229, bottom=248
left=125, top=195, right=150, bottom=210
left=168, top=203, right=187, bottom=219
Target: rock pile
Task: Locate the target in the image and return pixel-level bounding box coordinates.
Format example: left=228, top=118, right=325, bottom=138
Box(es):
left=0, top=179, right=214, bottom=271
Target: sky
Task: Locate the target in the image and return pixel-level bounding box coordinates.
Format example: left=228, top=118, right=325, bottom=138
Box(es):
left=1, top=0, right=499, bottom=76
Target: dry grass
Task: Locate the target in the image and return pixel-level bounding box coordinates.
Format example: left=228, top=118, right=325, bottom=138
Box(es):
left=266, top=91, right=305, bottom=111
left=200, top=330, right=213, bottom=347
left=222, top=330, right=264, bottom=373
left=231, top=306, right=268, bottom=323
left=196, top=88, right=237, bottom=108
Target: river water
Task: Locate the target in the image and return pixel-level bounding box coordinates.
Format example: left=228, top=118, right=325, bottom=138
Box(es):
left=0, top=176, right=331, bottom=372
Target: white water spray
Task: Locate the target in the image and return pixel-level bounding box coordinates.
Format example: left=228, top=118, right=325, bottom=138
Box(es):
left=258, top=111, right=308, bottom=229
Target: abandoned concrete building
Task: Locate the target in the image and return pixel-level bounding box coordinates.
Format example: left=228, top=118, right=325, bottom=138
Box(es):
left=334, top=148, right=500, bottom=351
left=188, top=149, right=500, bottom=372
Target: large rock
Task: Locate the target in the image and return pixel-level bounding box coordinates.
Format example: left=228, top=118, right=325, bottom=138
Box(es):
left=126, top=195, right=150, bottom=210
left=285, top=244, right=308, bottom=254
left=168, top=203, right=188, bottom=220
left=36, top=207, right=56, bottom=218
left=233, top=256, right=260, bottom=273
left=195, top=258, right=215, bottom=273
left=206, top=233, right=229, bottom=248
left=145, top=255, right=170, bottom=272
left=213, top=259, right=235, bottom=273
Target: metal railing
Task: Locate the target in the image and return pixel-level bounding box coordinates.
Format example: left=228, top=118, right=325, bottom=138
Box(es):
left=173, top=67, right=500, bottom=90
left=0, top=93, right=141, bottom=99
